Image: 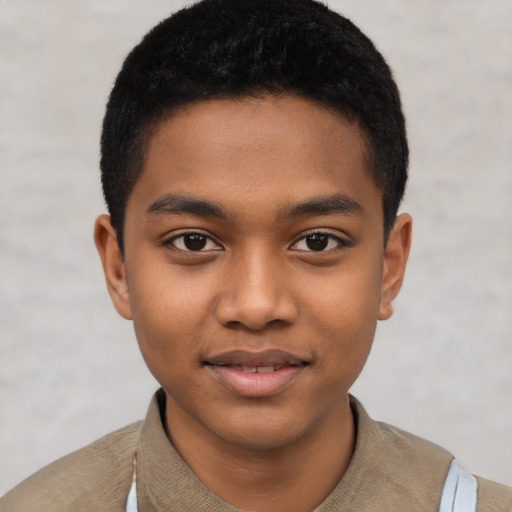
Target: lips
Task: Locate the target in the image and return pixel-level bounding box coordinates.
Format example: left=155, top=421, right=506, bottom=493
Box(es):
left=205, top=349, right=306, bottom=366
left=204, top=349, right=309, bottom=397
left=233, top=364, right=287, bottom=373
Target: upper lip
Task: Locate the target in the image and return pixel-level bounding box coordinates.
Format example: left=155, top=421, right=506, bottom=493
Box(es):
left=204, top=349, right=308, bottom=367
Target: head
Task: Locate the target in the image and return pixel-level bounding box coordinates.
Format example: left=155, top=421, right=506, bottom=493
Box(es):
left=100, top=0, right=408, bottom=254
left=94, top=0, right=412, bottom=460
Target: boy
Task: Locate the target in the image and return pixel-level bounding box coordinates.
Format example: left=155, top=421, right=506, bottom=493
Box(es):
left=1, top=0, right=510, bottom=510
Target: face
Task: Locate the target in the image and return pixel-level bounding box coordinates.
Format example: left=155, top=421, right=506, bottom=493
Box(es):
left=95, top=95, right=411, bottom=450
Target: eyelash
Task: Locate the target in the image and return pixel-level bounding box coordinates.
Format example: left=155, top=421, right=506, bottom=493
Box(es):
left=163, top=230, right=347, bottom=253
left=164, top=231, right=222, bottom=252
left=290, top=231, right=348, bottom=253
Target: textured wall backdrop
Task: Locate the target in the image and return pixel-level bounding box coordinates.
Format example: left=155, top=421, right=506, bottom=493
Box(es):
left=0, top=0, right=511, bottom=495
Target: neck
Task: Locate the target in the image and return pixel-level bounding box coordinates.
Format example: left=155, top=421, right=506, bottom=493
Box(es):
left=164, top=395, right=355, bottom=512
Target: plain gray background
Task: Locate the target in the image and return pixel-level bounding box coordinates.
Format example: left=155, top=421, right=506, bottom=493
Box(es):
left=1, top=0, right=511, bottom=495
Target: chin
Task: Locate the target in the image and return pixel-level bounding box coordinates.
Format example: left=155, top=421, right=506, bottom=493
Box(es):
left=209, top=414, right=314, bottom=452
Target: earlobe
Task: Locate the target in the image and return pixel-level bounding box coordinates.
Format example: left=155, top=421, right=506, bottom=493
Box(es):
left=378, top=213, right=412, bottom=321
left=94, top=214, right=133, bottom=320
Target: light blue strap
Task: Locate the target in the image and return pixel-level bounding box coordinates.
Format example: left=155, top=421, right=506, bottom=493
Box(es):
left=125, top=457, right=138, bottom=512
left=438, top=459, right=478, bottom=512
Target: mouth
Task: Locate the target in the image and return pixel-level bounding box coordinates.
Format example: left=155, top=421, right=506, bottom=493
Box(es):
left=203, top=350, right=309, bottom=397
left=225, top=364, right=295, bottom=373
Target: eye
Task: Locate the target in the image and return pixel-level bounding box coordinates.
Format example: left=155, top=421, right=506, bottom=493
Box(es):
left=166, top=232, right=221, bottom=252
left=291, top=232, right=345, bottom=252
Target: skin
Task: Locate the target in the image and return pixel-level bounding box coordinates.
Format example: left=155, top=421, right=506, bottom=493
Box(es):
left=95, top=95, right=411, bottom=512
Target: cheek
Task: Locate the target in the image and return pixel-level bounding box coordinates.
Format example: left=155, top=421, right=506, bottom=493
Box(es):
left=303, top=257, right=382, bottom=326
left=302, top=261, right=382, bottom=368
left=127, top=264, right=216, bottom=365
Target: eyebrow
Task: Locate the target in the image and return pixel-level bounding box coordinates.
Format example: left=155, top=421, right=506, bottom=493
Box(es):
left=146, top=192, right=362, bottom=221
left=277, top=193, right=362, bottom=220
left=146, top=193, right=227, bottom=219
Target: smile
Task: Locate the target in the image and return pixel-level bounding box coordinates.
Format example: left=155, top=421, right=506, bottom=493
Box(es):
left=204, top=350, right=309, bottom=397
left=235, top=364, right=287, bottom=373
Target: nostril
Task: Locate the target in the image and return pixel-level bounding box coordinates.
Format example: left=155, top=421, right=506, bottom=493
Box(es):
left=267, top=318, right=293, bottom=328
left=223, top=320, right=243, bottom=330
left=222, top=318, right=292, bottom=331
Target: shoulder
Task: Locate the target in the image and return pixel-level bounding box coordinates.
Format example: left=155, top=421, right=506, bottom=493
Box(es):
left=373, top=416, right=452, bottom=462
left=0, top=421, right=142, bottom=512
left=334, top=397, right=453, bottom=510
left=344, top=398, right=511, bottom=511
left=375, top=423, right=512, bottom=511
left=351, top=395, right=454, bottom=479
left=363, top=413, right=512, bottom=511
left=476, top=476, right=512, bottom=512
left=352, top=399, right=512, bottom=511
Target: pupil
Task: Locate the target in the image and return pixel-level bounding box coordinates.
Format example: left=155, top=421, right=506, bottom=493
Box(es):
left=306, top=234, right=328, bottom=251
left=184, top=234, right=207, bottom=251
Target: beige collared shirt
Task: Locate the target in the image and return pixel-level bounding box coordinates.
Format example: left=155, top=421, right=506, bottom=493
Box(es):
left=1, top=389, right=510, bottom=511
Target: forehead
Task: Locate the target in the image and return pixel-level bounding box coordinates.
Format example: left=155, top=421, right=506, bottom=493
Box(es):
left=129, top=95, right=381, bottom=223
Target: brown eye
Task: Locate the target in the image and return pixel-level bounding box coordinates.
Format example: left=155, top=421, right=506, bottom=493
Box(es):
left=305, top=234, right=329, bottom=251
left=183, top=233, right=207, bottom=251
left=168, top=232, right=221, bottom=252
left=291, top=232, right=345, bottom=252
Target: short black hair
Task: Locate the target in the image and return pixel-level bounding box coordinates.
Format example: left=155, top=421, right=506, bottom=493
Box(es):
left=100, top=0, right=408, bottom=253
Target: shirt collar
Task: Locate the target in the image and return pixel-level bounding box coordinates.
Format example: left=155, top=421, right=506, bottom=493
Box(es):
left=135, top=389, right=450, bottom=511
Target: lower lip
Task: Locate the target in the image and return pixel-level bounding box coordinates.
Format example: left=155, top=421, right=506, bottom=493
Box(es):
left=206, top=365, right=306, bottom=397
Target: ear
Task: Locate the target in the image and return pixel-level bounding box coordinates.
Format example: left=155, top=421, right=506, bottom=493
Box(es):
left=378, top=213, right=412, bottom=321
left=94, top=214, right=133, bottom=320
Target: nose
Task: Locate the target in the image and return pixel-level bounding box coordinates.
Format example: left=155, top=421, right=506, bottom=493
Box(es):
left=215, top=247, right=298, bottom=330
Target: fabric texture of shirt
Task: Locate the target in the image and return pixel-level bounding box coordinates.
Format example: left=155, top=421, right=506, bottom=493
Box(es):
left=1, top=389, right=511, bottom=512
